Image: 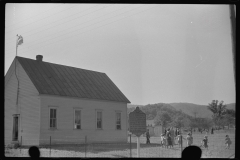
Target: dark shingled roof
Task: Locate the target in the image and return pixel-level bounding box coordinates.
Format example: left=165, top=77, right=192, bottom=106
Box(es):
left=16, top=56, right=130, bottom=103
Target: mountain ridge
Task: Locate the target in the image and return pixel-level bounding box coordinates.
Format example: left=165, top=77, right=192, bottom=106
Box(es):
left=127, top=102, right=235, bottom=119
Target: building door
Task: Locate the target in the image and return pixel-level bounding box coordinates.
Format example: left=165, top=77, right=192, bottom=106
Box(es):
left=12, top=116, right=19, bottom=141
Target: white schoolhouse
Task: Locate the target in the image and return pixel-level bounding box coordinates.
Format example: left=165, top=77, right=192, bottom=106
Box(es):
left=5, top=55, right=130, bottom=146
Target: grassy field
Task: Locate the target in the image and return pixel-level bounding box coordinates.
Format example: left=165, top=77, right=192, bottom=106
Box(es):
left=127, top=129, right=235, bottom=158
left=5, top=129, right=235, bottom=158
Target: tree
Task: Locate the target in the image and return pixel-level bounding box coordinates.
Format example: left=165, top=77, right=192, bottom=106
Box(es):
left=225, top=109, right=236, bottom=128
left=192, top=110, right=198, bottom=120
left=207, top=100, right=227, bottom=118
left=221, top=110, right=235, bottom=129
left=201, top=118, right=213, bottom=130
left=225, top=109, right=235, bottom=117
left=182, top=117, right=191, bottom=128
left=154, top=111, right=172, bottom=128
left=170, top=115, right=191, bottom=129
left=189, top=120, right=198, bottom=129
left=207, top=100, right=227, bottom=128
left=194, top=117, right=213, bottom=130
left=170, top=115, right=184, bottom=129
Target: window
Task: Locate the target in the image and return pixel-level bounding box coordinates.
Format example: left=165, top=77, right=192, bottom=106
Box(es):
left=50, top=108, right=57, bottom=129
left=12, top=115, right=19, bottom=141
left=116, top=112, right=121, bottom=130
left=96, top=111, right=102, bottom=129
left=74, top=110, right=81, bottom=129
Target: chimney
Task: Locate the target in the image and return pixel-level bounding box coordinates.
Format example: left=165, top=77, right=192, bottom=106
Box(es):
left=36, top=55, right=43, bottom=62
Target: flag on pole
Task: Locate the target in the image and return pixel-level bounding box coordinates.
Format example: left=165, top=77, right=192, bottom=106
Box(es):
left=17, top=35, right=23, bottom=46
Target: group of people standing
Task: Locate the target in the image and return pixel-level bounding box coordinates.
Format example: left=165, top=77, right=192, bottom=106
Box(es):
left=165, top=127, right=179, bottom=147
left=160, top=127, right=194, bottom=148
left=145, top=127, right=232, bottom=151
left=146, top=127, right=201, bottom=147
left=146, top=127, right=181, bottom=145
left=198, top=127, right=214, bottom=134
left=160, top=127, right=184, bottom=148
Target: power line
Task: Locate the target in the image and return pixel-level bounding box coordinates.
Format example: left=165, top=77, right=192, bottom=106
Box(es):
left=6, top=5, right=155, bottom=56
left=5, top=4, right=136, bottom=54
left=7, top=5, right=151, bottom=56
left=23, top=5, right=157, bottom=56
left=24, top=4, right=128, bottom=46
left=4, top=5, right=112, bottom=53
left=4, top=4, right=104, bottom=45
left=5, top=5, right=76, bottom=33
left=58, top=5, right=158, bottom=53
left=5, top=4, right=130, bottom=52
left=5, top=5, right=77, bottom=34
left=5, top=4, right=62, bottom=29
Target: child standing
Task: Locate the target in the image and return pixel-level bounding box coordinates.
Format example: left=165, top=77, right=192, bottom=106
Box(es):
left=225, top=135, right=231, bottom=149
left=146, top=129, right=151, bottom=144
left=176, top=133, right=185, bottom=147
left=166, top=129, right=173, bottom=148
left=186, top=133, right=193, bottom=146
left=160, top=134, right=167, bottom=148
left=201, top=135, right=208, bottom=150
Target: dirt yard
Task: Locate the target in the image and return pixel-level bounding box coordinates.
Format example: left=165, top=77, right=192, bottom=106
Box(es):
left=5, top=129, right=235, bottom=158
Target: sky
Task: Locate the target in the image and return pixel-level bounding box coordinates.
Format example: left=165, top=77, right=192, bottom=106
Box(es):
left=5, top=4, right=235, bottom=106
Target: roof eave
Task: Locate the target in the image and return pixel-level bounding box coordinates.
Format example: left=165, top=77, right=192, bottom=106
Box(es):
left=39, top=93, right=130, bottom=104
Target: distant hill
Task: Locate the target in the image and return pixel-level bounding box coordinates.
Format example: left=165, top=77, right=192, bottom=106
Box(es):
left=128, top=102, right=235, bottom=119
left=169, top=103, right=211, bottom=118
left=226, top=103, right=236, bottom=110
left=128, top=103, right=185, bottom=120
left=170, top=102, right=235, bottom=119
left=127, top=104, right=143, bottom=108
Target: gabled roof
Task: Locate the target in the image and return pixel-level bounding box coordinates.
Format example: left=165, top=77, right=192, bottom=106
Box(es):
left=16, top=56, right=130, bottom=103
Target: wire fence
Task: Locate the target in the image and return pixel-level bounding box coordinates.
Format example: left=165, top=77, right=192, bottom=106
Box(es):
left=5, top=131, right=235, bottom=158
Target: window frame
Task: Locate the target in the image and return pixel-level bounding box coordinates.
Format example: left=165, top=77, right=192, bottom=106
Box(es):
left=73, top=109, right=81, bottom=130
left=12, top=114, right=20, bottom=141
left=116, top=112, right=121, bottom=130
left=96, top=110, right=103, bottom=130
left=49, top=107, right=58, bottom=130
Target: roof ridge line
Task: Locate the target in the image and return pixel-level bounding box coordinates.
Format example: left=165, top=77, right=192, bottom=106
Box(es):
left=16, top=56, right=105, bottom=74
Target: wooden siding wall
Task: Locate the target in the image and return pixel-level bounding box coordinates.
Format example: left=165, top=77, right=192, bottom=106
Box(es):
left=39, top=95, right=128, bottom=144
left=5, top=59, right=40, bottom=146
left=153, top=126, right=163, bottom=137
left=146, top=126, right=155, bottom=137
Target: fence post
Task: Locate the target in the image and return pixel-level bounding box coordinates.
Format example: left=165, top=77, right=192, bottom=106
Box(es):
left=85, top=136, right=87, bottom=158
left=50, top=136, right=51, bottom=157
left=137, top=136, right=140, bottom=157
left=20, top=136, right=22, bottom=153
left=130, top=134, right=132, bottom=158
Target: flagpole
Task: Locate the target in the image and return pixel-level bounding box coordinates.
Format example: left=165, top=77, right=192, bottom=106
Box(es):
left=16, top=34, right=18, bottom=56
left=15, top=34, right=22, bottom=143
left=15, top=34, right=19, bottom=106
left=15, top=34, right=23, bottom=108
